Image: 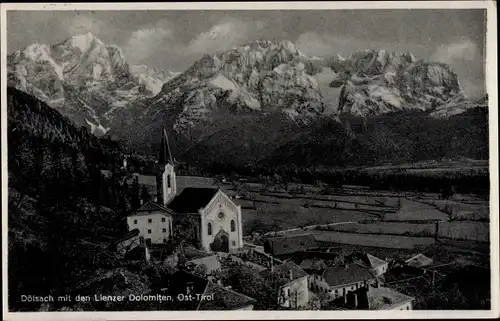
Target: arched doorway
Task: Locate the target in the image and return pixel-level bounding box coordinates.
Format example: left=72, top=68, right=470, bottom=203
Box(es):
left=210, top=230, right=229, bottom=252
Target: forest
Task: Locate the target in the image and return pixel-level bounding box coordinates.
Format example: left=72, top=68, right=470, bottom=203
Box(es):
left=7, top=88, right=148, bottom=311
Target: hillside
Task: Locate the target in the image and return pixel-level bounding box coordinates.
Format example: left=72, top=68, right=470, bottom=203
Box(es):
left=7, top=87, right=139, bottom=311
left=261, top=108, right=489, bottom=168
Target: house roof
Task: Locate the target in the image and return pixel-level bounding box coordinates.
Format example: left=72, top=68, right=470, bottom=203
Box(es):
left=260, top=260, right=308, bottom=283
left=321, top=264, right=375, bottom=287
left=405, top=253, right=434, bottom=268
left=162, top=271, right=255, bottom=310
left=162, top=270, right=209, bottom=310
left=299, top=258, right=327, bottom=271
left=112, top=229, right=140, bottom=244
left=187, top=255, right=221, bottom=273
left=198, top=283, right=256, bottom=310
left=128, top=201, right=174, bottom=217
left=367, top=286, right=414, bottom=310
left=351, top=252, right=388, bottom=269
left=167, top=187, right=219, bottom=213
left=264, top=234, right=319, bottom=257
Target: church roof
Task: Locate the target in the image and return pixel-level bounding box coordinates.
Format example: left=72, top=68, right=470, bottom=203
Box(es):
left=167, top=187, right=219, bottom=213
left=128, top=201, right=174, bottom=217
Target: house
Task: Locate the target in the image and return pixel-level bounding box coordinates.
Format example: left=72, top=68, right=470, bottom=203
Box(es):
left=186, top=254, right=222, bottom=277
left=126, top=201, right=174, bottom=246
left=162, top=270, right=255, bottom=310
left=348, top=252, right=389, bottom=277
left=308, top=263, right=376, bottom=301
left=126, top=128, right=245, bottom=253
left=109, top=229, right=142, bottom=258
left=263, top=234, right=320, bottom=258
left=292, top=250, right=344, bottom=268
left=405, top=253, right=434, bottom=268
left=198, top=282, right=256, bottom=310
left=366, top=286, right=414, bottom=310
left=260, top=260, right=309, bottom=309
left=299, top=258, right=327, bottom=274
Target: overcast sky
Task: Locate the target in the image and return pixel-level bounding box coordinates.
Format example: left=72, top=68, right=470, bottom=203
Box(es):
left=7, top=9, right=487, bottom=99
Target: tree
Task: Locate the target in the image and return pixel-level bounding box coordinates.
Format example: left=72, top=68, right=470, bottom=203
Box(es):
left=193, top=263, right=208, bottom=277
left=131, top=176, right=140, bottom=209
left=140, top=185, right=151, bottom=203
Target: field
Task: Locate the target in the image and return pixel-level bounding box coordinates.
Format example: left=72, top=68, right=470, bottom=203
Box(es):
left=139, top=176, right=490, bottom=251
left=323, top=221, right=489, bottom=242
left=286, top=230, right=437, bottom=249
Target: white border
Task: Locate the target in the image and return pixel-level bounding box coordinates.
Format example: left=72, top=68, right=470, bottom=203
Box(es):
left=1, top=1, right=498, bottom=320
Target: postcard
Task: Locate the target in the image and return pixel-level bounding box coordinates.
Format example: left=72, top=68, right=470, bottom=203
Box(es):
left=1, top=1, right=498, bottom=320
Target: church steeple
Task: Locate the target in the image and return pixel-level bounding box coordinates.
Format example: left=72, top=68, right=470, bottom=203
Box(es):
left=159, top=126, right=174, bottom=166
left=157, top=127, right=177, bottom=206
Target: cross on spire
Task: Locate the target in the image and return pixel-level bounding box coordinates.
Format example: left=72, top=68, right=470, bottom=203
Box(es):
left=159, top=126, right=174, bottom=166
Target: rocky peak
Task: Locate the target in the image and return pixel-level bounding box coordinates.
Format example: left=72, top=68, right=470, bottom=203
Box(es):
left=7, top=34, right=177, bottom=136
left=150, top=39, right=325, bottom=134
left=326, top=49, right=472, bottom=117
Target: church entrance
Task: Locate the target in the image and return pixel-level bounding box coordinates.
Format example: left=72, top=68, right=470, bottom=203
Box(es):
left=210, top=230, right=229, bottom=252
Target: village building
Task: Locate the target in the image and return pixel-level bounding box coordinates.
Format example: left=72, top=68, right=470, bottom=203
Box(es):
left=126, top=202, right=174, bottom=246
left=260, top=260, right=310, bottom=309
left=109, top=229, right=142, bottom=258
left=263, top=234, right=320, bottom=259
left=163, top=270, right=256, bottom=310
left=347, top=252, right=389, bottom=277
left=186, top=254, right=222, bottom=277
left=366, top=286, right=414, bottom=310
left=126, top=128, right=244, bottom=253
left=308, top=263, right=376, bottom=301
left=405, top=253, right=434, bottom=268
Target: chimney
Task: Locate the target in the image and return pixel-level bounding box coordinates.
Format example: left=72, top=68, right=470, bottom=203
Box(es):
left=289, top=269, right=293, bottom=281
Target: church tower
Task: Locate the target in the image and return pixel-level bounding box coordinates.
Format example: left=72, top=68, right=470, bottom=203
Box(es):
left=157, top=127, right=177, bottom=206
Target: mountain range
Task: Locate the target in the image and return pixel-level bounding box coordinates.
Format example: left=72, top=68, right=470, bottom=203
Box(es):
left=7, top=33, right=489, bottom=169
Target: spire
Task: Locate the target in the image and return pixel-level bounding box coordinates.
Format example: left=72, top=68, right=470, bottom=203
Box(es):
left=159, top=126, right=174, bottom=166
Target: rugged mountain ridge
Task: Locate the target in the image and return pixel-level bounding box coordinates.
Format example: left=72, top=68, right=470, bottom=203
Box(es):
left=142, top=39, right=326, bottom=134
left=327, top=49, right=484, bottom=117
left=7, top=32, right=177, bottom=136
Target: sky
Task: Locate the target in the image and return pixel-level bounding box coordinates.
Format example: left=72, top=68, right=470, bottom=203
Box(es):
left=7, top=9, right=487, bottom=99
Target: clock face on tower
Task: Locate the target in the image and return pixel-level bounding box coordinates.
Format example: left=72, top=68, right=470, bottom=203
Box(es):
left=217, top=212, right=225, bottom=220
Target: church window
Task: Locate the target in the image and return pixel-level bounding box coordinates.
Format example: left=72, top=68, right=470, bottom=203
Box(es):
left=161, top=217, right=166, bottom=222
left=147, top=229, right=152, bottom=234
left=148, top=219, right=152, bottom=223
left=232, top=241, right=236, bottom=246
left=230, top=219, right=236, bottom=232
left=218, top=212, right=225, bottom=220
left=133, top=220, right=137, bottom=224
left=208, top=223, right=212, bottom=235
left=167, top=175, right=171, bottom=188
left=162, top=228, right=167, bottom=233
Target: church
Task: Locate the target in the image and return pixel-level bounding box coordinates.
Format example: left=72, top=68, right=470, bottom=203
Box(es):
left=126, top=129, right=244, bottom=253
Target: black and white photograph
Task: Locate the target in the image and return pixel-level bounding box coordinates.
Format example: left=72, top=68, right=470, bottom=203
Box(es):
left=1, top=1, right=498, bottom=319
